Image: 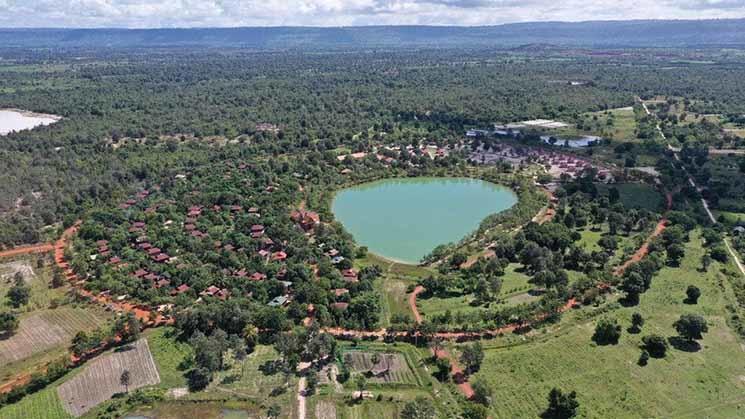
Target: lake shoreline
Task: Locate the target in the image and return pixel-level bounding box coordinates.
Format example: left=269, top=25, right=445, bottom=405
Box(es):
left=0, top=108, right=62, bottom=136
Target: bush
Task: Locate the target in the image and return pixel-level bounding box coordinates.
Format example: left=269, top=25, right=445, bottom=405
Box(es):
left=641, top=334, right=668, bottom=358
left=592, top=317, right=621, bottom=345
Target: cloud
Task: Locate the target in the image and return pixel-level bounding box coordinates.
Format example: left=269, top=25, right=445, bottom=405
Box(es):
left=0, top=0, right=744, bottom=27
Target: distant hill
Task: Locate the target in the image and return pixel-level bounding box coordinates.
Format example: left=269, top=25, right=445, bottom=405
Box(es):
left=1, top=20, right=745, bottom=49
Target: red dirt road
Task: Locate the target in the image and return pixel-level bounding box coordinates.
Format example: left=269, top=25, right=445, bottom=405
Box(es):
left=0, top=243, right=54, bottom=259
left=613, top=191, right=672, bottom=277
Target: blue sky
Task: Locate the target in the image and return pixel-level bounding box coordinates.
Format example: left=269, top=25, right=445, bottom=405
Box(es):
left=0, top=0, right=744, bottom=28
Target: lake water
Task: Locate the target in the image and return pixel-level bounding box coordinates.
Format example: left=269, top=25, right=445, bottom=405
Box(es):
left=332, top=177, right=517, bottom=264
left=0, top=109, right=60, bottom=135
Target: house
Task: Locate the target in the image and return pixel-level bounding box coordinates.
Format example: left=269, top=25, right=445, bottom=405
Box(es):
left=250, top=224, right=265, bottom=238
left=147, top=247, right=161, bottom=255
left=272, top=251, right=288, bottom=262
left=144, top=272, right=159, bottom=282
left=331, top=302, right=349, bottom=310
left=137, top=242, right=152, bottom=250
left=250, top=272, right=267, bottom=281
left=268, top=295, right=290, bottom=307
left=341, top=168, right=353, bottom=175
left=331, top=256, right=345, bottom=265
left=733, top=226, right=745, bottom=236
left=334, top=288, right=349, bottom=297
left=108, top=256, right=121, bottom=265
left=342, top=269, right=358, bottom=281
left=133, top=269, right=148, bottom=278
left=248, top=207, right=260, bottom=217
left=327, top=249, right=340, bottom=257
left=172, top=284, right=191, bottom=295
left=258, top=249, right=270, bottom=259
left=155, top=279, right=171, bottom=289
left=152, top=253, right=170, bottom=263
left=291, top=210, right=321, bottom=231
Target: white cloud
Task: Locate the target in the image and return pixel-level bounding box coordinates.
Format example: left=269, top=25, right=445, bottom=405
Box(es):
left=0, top=0, right=743, bottom=27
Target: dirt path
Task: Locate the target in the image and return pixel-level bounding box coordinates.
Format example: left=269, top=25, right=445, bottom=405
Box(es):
left=432, top=346, right=474, bottom=399
left=613, top=218, right=667, bottom=276
left=297, top=376, right=307, bottom=419
left=409, top=285, right=424, bottom=324
left=0, top=243, right=54, bottom=259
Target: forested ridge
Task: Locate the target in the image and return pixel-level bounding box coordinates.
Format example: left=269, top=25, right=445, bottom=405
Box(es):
left=2, top=20, right=745, bottom=48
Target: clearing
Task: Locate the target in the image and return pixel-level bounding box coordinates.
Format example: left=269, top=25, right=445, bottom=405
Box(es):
left=471, top=231, right=745, bottom=418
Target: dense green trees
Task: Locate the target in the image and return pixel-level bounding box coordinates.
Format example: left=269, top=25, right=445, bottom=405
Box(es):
left=0, top=312, right=19, bottom=334
left=541, top=388, right=580, bottom=419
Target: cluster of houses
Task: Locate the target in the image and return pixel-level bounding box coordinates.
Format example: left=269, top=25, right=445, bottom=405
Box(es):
left=469, top=143, right=612, bottom=181
left=336, top=142, right=458, bottom=166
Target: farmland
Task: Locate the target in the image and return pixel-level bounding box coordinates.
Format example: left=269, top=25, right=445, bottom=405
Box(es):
left=0, top=307, right=111, bottom=381
left=57, top=338, right=161, bottom=417
left=0, top=386, right=71, bottom=419
left=469, top=231, right=745, bottom=418
left=343, top=351, right=419, bottom=385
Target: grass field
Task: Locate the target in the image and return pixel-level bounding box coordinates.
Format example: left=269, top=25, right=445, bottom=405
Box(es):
left=146, top=328, right=192, bottom=388
left=417, top=263, right=534, bottom=321
left=596, top=183, right=665, bottom=212
left=179, top=344, right=297, bottom=418
left=470, top=231, right=745, bottom=418
left=585, top=107, right=639, bottom=141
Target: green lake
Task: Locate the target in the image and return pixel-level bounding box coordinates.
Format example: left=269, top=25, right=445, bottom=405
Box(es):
left=331, top=177, right=517, bottom=264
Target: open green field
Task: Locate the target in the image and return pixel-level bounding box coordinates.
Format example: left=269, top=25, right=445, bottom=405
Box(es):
left=417, top=263, right=533, bottom=321
left=470, top=231, right=745, bottom=418
left=585, top=107, right=639, bottom=141
left=146, top=328, right=193, bottom=388
left=596, top=183, right=665, bottom=212
left=181, top=344, right=297, bottom=418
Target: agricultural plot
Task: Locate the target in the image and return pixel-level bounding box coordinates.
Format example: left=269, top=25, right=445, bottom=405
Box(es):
left=314, top=400, right=337, bottom=419
left=472, top=232, right=745, bottom=418
left=0, top=307, right=107, bottom=366
left=57, top=338, right=160, bottom=417
left=343, top=351, right=417, bottom=385
left=0, top=385, right=71, bottom=419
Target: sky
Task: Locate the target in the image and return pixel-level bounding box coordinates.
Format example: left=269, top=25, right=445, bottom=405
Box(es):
left=0, top=0, right=744, bottom=28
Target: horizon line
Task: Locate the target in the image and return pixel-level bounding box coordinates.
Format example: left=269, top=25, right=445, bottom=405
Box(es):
left=1, top=17, right=744, bottom=31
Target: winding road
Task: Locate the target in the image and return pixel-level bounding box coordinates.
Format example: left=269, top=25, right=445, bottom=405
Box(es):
left=640, top=99, right=745, bottom=278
